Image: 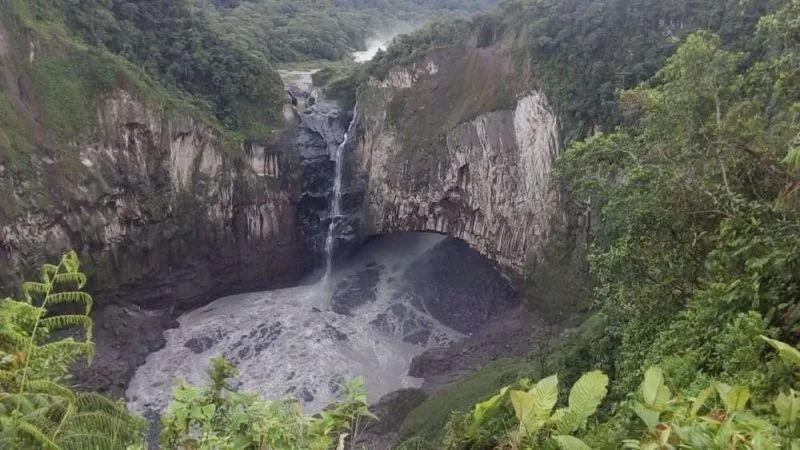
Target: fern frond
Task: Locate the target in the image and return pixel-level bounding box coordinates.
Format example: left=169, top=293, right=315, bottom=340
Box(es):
left=23, top=379, right=77, bottom=402
left=33, top=340, right=95, bottom=363
left=0, top=326, right=29, bottom=347
left=43, top=292, right=93, bottom=315
left=51, top=273, right=87, bottom=290
left=23, top=412, right=60, bottom=437
left=0, top=369, right=17, bottom=382
left=75, top=392, right=125, bottom=415
left=59, top=432, right=120, bottom=450
left=0, top=392, right=37, bottom=413
left=0, top=392, right=62, bottom=414
left=21, top=282, right=50, bottom=303
left=39, top=264, right=59, bottom=284
left=64, top=411, right=130, bottom=433
left=39, top=315, right=93, bottom=337
left=61, top=251, right=81, bottom=274
left=15, top=420, right=60, bottom=450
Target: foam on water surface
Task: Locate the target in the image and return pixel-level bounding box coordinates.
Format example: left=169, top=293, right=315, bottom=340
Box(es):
left=126, top=233, right=463, bottom=414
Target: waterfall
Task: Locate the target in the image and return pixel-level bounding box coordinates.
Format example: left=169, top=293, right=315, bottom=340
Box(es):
left=324, top=105, right=358, bottom=283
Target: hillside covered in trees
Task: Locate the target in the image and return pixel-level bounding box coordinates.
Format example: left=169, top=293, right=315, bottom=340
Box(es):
left=362, top=0, right=800, bottom=447
left=14, top=0, right=498, bottom=137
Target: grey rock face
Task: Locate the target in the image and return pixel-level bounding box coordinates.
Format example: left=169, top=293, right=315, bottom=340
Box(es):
left=294, top=91, right=359, bottom=264
left=0, top=89, right=312, bottom=395
left=353, top=51, right=566, bottom=276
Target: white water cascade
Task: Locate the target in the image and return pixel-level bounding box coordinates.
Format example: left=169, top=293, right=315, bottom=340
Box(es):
left=126, top=233, right=464, bottom=416
left=323, top=105, right=357, bottom=283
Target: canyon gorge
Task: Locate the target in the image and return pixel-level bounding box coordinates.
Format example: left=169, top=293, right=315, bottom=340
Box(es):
left=0, top=15, right=583, bottom=402
left=2, top=0, right=796, bottom=448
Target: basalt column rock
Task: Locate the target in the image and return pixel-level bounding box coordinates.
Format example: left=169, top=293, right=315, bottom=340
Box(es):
left=352, top=37, right=569, bottom=277
left=0, top=87, right=312, bottom=394
left=294, top=90, right=359, bottom=265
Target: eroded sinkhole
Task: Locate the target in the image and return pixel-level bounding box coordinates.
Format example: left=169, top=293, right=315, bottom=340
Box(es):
left=126, top=232, right=518, bottom=416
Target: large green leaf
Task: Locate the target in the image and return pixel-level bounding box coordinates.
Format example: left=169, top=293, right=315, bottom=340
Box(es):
left=632, top=401, right=661, bottom=430
left=716, top=383, right=750, bottom=412
left=510, top=375, right=560, bottom=436
left=639, top=367, right=671, bottom=408
left=761, top=336, right=800, bottom=367
left=532, top=374, right=559, bottom=421
left=774, top=389, right=800, bottom=425
left=690, top=385, right=715, bottom=416
left=510, top=390, right=543, bottom=436
left=552, top=435, right=593, bottom=450
left=470, top=386, right=509, bottom=431
left=566, top=370, right=608, bottom=430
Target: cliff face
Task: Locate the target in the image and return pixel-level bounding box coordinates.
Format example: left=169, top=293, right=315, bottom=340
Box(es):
left=0, top=23, right=311, bottom=394
left=352, top=38, right=568, bottom=275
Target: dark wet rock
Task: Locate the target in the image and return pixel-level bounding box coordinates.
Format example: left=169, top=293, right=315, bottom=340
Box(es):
left=312, top=307, right=322, bottom=313
left=403, top=238, right=519, bottom=333
left=323, top=323, right=349, bottom=341
left=332, top=266, right=380, bottom=315
left=144, top=409, right=162, bottom=450
left=300, top=387, right=315, bottom=403
left=295, top=95, right=360, bottom=265
left=183, top=336, right=215, bottom=354
left=403, top=329, right=431, bottom=346
left=352, top=389, right=428, bottom=450
left=408, top=348, right=453, bottom=378
left=328, top=375, right=346, bottom=395
left=72, top=305, right=176, bottom=397
left=237, top=346, right=251, bottom=360
left=286, top=385, right=316, bottom=403
left=258, top=321, right=283, bottom=340
left=370, top=313, right=391, bottom=334
left=183, top=328, right=228, bottom=354
left=370, top=301, right=434, bottom=346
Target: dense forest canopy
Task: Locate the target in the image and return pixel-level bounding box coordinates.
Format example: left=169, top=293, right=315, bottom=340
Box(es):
left=19, top=0, right=500, bottom=136
left=369, top=0, right=786, bottom=140
left=202, top=0, right=500, bottom=63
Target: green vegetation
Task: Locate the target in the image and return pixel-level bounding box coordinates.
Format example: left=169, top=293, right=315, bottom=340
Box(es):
left=414, top=340, right=800, bottom=449
left=392, top=0, right=800, bottom=448
left=47, top=0, right=284, bottom=136
left=366, top=0, right=786, bottom=141
left=161, top=356, right=373, bottom=449
left=402, top=359, right=535, bottom=444
left=0, top=93, right=34, bottom=178
left=204, top=0, right=498, bottom=63
left=0, top=252, right=374, bottom=449
left=30, top=57, right=92, bottom=143
left=0, top=251, right=146, bottom=449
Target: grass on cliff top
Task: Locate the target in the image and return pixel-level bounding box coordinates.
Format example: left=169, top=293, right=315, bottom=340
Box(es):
left=398, top=358, right=539, bottom=445
left=1, top=0, right=226, bottom=140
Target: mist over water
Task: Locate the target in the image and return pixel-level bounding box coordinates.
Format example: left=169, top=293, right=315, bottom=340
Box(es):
left=353, top=38, right=390, bottom=63
left=126, top=233, right=465, bottom=415
left=352, top=23, right=419, bottom=62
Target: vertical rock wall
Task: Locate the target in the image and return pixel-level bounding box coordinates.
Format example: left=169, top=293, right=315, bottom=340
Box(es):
left=352, top=41, right=568, bottom=275
left=0, top=87, right=312, bottom=394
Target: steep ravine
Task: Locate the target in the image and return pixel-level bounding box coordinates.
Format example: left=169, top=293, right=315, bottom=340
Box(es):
left=3, top=13, right=585, bottom=434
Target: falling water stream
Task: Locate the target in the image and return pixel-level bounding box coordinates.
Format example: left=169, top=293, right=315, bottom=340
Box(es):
left=323, top=105, right=357, bottom=283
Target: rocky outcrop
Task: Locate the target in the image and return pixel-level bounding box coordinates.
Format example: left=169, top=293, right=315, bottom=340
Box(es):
left=352, top=38, right=567, bottom=276
left=0, top=52, right=311, bottom=394
left=293, top=89, right=359, bottom=263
